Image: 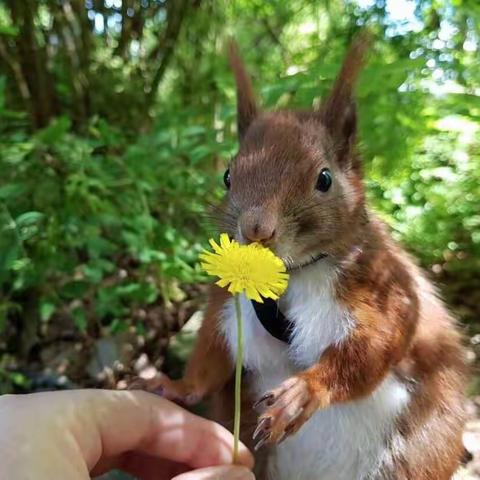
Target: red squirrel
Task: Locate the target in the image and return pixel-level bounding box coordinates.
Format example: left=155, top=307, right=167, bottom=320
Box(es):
left=134, top=37, right=467, bottom=479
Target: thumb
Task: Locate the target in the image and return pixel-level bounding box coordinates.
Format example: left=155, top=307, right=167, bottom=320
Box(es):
left=172, top=465, right=255, bottom=480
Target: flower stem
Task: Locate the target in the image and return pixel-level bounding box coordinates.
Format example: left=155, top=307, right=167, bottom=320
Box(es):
left=233, top=294, right=243, bottom=464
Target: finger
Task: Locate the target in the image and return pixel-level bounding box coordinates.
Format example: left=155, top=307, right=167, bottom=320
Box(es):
left=110, top=452, right=191, bottom=480
left=68, top=390, right=254, bottom=472
left=92, top=452, right=189, bottom=480
left=122, top=454, right=188, bottom=480
left=172, top=465, right=255, bottom=480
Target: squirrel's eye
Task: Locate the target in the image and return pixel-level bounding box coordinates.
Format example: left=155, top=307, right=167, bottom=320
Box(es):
left=223, top=168, right=231, bottom=189
left=316, top=168, right=332, bottom=192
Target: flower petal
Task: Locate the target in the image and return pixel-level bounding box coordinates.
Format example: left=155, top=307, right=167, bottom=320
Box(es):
left=199, top=233, right=289, bottom=303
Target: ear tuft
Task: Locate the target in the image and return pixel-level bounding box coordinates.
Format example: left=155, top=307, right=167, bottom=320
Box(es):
left=228, top=40, right=259, bottom=140
left=320, top=32, right=372, bottom=164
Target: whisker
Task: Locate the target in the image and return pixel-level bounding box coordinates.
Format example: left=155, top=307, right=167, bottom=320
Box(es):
left=287, top=191, right=361, bottom=218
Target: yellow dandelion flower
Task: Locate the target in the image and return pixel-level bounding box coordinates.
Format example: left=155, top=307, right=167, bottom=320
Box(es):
left=199, top=233, right=289, bottom=463
left=200, top=233, right=289, bottom=303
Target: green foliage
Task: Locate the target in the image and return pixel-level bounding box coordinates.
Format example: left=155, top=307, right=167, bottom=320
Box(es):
left=0, top=106, right=219, bottom=336
left=371, top=125, right=480, bottom=264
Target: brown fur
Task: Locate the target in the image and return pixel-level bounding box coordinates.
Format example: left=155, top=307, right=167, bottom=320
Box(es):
left=135, top=36, right=467, bottom=479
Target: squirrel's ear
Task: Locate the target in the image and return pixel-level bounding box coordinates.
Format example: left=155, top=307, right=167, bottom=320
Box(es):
left=319, top=33, right=371, bottom=166
left=228, top=41, right=259, bottom=140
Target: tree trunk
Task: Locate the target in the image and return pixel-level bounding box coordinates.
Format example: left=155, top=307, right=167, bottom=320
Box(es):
left=146, top=0, right=191, bottom=105
left=6, top=0, right=57, bottom=128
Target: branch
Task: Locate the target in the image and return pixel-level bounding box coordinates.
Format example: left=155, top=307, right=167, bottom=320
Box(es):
left=145, top=0, right=190, bottom=105
left=0, top=37, right=32, bottom=111
left=114, top=0, right=133, bottom=58
left=70, top=0, right=93, bottom=116
left=261, top=17, right=290, bottom=66
left=5, top=0, right=57, bottom=127
left=49, top=0, right=89, bottom=124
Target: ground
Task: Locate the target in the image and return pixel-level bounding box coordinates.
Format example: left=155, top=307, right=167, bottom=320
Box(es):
left=458, top=399, right=480, bottom=479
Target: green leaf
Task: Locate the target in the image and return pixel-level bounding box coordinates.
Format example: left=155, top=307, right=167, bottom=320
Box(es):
left=15, top=211, right=44, bottom=241
left=0, top=23, right=18, bottom=37
left=0, top=305, right=7, bottom=333
left=0, top=184, right=26, bottom=201
left=135, top=322, right=146, bottom=336
left=15, top=211, right=44, bottom=228
left=39, top=300, right=56, bottom=322
left=60, top=281, right=90, bottom=300
left=9, top=372, right=30, bottom=387
left=82, top=264, right=104, bottom=283
left=35, top=117, right=72, bottom=146
left=72, top=307, right=88, bottom=332
left=110, top=318, right=128, bottom=334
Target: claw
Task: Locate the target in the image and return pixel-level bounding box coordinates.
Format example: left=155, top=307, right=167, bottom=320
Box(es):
left=284, top=422, right=296, bottom=436
left=254, top=432, right=271, bottom=451
left=153, top=385, right=165, bottom=396
left=254, top=392, right=274, bottom=409
left=253, top=417, right=271, bottom=440
left=127, top=378, right=146, bottom=390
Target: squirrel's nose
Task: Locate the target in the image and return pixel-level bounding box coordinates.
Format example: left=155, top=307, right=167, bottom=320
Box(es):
left=239, top=208, right=277, bottom=244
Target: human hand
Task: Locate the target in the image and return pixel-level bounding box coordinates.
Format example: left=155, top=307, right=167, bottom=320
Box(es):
left=0, top=389, right=254, bottom=480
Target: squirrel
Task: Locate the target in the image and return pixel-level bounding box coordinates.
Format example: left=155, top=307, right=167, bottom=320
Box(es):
left=132, top=36, right=468, bottom=480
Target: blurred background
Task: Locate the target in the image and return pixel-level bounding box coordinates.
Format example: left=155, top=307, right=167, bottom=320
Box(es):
left=0, top=0, right=479, bottom=476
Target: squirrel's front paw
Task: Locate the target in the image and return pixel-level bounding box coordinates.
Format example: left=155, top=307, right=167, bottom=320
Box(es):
left=128, top=373, right=202, bottom=406
left=253, top=376, right=330, bottom=449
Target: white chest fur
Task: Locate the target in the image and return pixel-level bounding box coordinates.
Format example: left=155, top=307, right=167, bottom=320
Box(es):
left=220, top=262, right=410, bottom=480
